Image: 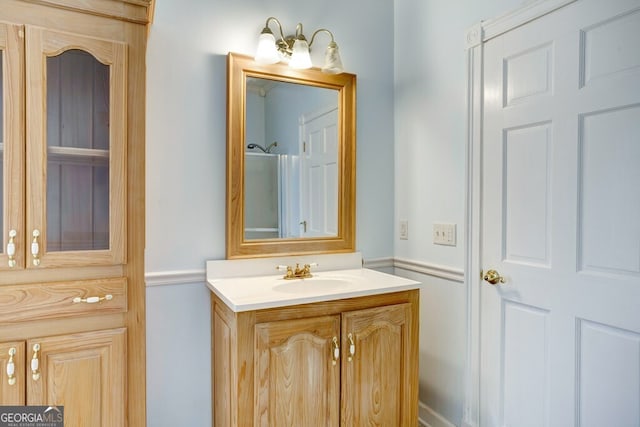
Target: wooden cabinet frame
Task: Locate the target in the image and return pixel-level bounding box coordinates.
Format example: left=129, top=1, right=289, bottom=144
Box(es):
left=0, top=2, right=151, bottom=426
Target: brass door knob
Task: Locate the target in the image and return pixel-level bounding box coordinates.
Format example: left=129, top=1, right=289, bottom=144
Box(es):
left=483, top=269, right=505, bottom=285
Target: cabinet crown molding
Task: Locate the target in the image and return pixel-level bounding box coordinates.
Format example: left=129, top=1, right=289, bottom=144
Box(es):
left=19, top=0, right=155, bottom=24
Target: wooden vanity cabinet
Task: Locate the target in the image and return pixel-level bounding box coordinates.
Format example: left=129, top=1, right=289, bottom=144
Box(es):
left=212, top=289, right=419, bottom=426
left=0, top=2, right=151, bottom=425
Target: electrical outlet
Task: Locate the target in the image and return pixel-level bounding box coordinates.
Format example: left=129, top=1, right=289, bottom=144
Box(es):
left=433, top=223, right=456, bottom=246
left=399, top=220, right=408, bottom=240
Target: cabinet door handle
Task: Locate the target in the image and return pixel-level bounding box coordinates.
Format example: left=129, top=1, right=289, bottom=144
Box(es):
left=31, top=230, right=41, bottom=266
left=6, top=347, right=16, bottom=386
left=72, top=294, right=113, bottom=304
left=331, top=337, right=340, bottom=366
left=7, top=230, right=17, bottom=268
left=31, top=343, right=41, bottom=381
left=347, top=333, right=355, bottom=362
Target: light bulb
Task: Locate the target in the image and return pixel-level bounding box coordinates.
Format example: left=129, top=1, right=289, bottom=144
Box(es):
left=289, top=38, right=312, bottom=69
left=322, top=41, right=343, bottom=74
left=255, top=31, right=279, bottom=64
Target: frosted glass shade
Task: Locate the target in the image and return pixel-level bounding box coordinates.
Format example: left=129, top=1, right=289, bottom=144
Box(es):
left=322, top=41, right=344, bottom=74
left=255, top=32, right=279, bottom=64
left=289, top=39, right=312, bottom=69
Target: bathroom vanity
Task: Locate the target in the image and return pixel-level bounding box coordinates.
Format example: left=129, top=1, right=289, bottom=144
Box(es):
left=207, top=254, right=420, bottom=426
left=218, top=53, right=417, bottom=426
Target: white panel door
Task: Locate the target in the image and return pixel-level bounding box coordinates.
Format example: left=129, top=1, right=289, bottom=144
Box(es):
left=481, top=0, right=640, bottom=426
left=300, top=107, right=339, bottom=237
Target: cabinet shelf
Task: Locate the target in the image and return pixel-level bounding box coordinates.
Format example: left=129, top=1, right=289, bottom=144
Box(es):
left=48, top=146, right=109, bottom=159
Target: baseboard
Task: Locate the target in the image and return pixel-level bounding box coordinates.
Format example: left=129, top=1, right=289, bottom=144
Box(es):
left=419, top=401, right=457, bottom=427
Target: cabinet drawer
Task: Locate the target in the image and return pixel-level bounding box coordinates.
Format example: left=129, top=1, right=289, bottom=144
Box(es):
left=0, top=278, right=127, bottom=323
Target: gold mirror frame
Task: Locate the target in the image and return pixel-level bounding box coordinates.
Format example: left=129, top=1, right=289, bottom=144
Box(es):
left=226, top=52, right=356, bottom=259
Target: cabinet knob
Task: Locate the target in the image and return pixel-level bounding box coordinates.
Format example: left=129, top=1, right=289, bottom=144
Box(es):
left=6, top=347, right=16, bottom=386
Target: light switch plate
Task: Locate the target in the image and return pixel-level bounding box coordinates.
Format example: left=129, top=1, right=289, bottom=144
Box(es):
left=399, top=220, right=408, bottom=240
left=433, top=223, right=456, bottom=246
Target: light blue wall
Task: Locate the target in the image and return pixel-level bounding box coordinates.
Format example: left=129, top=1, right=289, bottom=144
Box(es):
left=146, top=0, right=395, bottom=274
left=393, top=0, right=530, bottom=424
left=146, top=282, right=211, bottom=426
left=146, top=0, right=533, bottom=426
left=146, top=0, right=394, bottom=425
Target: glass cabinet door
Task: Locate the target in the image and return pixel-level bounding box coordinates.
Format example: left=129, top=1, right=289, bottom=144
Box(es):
left=26, top=27, right=126, bottom=268
left=46, top=49, right=111, bottom=253
left=0, top=23, right=25, bottom=271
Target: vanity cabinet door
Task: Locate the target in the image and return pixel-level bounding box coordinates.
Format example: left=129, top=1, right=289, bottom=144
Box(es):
left=27, top=328, right=126, bottom=427
left=255, top=315, right=341, bottom=427
left=341, top=303, right=414, bottom=426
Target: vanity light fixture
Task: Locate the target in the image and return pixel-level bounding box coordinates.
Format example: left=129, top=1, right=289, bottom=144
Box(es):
left=254, top=17, right=344, bottom=74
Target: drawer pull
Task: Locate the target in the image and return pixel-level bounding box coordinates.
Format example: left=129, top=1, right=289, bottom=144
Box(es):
left=331, top=336, right=340, bottom=366
left=7, top=348, right=16, bottom=386
left=73, top=294, right=113, bottom=304
left=7, top=230, right=17, bottom=268
left=31, top=344, right=40, bottom=381
left=31, top=230, right=40, bottom=266
left=347, top=333, right=356, bottom=362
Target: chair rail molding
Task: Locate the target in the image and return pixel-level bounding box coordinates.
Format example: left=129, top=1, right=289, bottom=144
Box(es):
left=463, top=1, right=577, bottom=426
left=145, top=257, right=462, bottom=288
left=394, top=258, right=464, bottom=283
left=145, top=269, right=206, bottom=287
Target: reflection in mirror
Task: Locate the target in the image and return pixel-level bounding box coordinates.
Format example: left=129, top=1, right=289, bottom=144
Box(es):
left=244, top=78, right=339, bottom=241
left=226, top=53, right=356, bottom=259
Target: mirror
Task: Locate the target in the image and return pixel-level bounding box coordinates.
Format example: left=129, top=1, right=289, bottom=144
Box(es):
left=244, top=77, right=339, bottom=241
left=226, top=53, right=356, bottom=258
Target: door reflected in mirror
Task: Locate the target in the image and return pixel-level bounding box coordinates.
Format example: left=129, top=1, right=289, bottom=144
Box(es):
left=226, top=53, right=356, bottom=259
left=244, top=77, right=339, bottom=241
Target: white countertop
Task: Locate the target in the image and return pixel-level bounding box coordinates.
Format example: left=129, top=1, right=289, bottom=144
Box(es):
left=207, top=268, right=420, bottom=312
left=206, top=253, right=420, bottom=312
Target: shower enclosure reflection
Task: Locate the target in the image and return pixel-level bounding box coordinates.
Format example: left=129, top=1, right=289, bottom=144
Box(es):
left=244, top=77, right=339, bottom=240
left=244, top=152, right=282, bottom=238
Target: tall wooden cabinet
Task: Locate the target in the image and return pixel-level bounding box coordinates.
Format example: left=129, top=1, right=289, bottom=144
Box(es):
left=0, top=2, right=151, bottom=425
left=213, top=290, right=419, bottom=426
